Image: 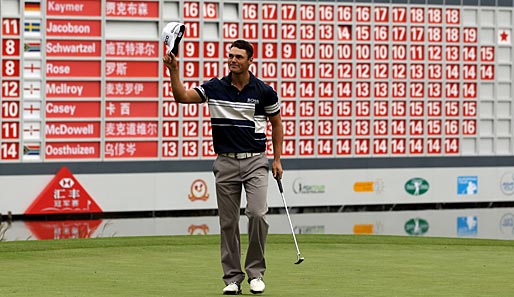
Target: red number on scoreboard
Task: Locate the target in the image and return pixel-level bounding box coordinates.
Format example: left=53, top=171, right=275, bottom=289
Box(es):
left=263, top=43, right=278, bottom=59
left=318, top=101, right=334, bottom=117
left=427, top=119, right=442, bottom=135
left=162, top=141, right=179, bottom=158
left=318, top=120, right=333, bottom=136
left=242, top=3, right=258, bottom=20
left=392, top=26, right=407, bottom=41
left=355, top=6, right=371, bottom=22
left=182, top=141, right=199, bottom=158
left=262, top=3, right=278, bottom=20
left=202, top=121, right=212, bottom=137
left=337, top=101, right=352, bottom=117
left=427, top=101, right=442, bottom=117
left=337, top=82, right=352, bottom=98
left=444, top=138, right=459, bottom=154
left=463, top=46, right=477, bottom=61
left=336, top=139, right=351, bottom=155
left=182, top=121, right=199, bottom=138
left=2, top=18, right=19, bottom=35
left=1, top=81, right=20, bottom=98
left=202, top=140, right=215, bottom=157
left=446, top=27, right=460, bottom=43
left=337, top=44, right=352, bottom=60
left=463, top=27, right=477, bottom=43
left=1, top=122, right=19, bottom=139
left=427, top=138, right=442, bottom=154
left=0, top=142, right=19, bottom=160
left=462, top=120, right=476, bottom=135
left=374, top=6, right=389, bottom=22
left=1, top=101, right=19, bottom=118
left=354, top=138, right=370, bottom=155
left=392, top=7, right=407, bottom=23
left=185, top=22, right=199, bottom=38
left=462, top=101, right=477, bottom=116
left=428, top=8, right=443, bottom=24
left=427, top=27, right=442, bottom=42
left=373, top=138, right=388, bottom=155
left=337, top=120, right=351, bottom=136
left=445, top=9, right=460, bottom=25
left=480, top=46, right=494, bottom=62
left=300, top=82, right=315, bottom=98
left=373, top=120, right=388, bottom=136
left=318, top=24, right=334, bottom=40
left=299, top=101, right=315, bottom=117
left=355, top=120, right=370, bottom=136
left=409, top=120, right=424, bottom=135
left=391, top=82, right=406, bottom=98
left=262, top=23, right=277, bottom=39
left=338, top=6, right=353, bottom=22
left=162, top=121, right=179, bottom=137
left=2, top=60, right=19, bottom=77
left=319, top=5, right=334, bottom=22
left=445, top=101, right=460, bottom=117
left=243, top=23, right=258, bottom=39
left=299, top=43, right=315, bottom=59
left=409, top=138, right=424, bottom=154
left=410, top=26, right=425, bottom=42
left=355, top=25, right=371, bottom=41
left=410, top=7, right=425, bottom=23
left=298, top=139, right=315, bottom=156
left=281, top=139, right=296, bottom=156
left=356, top=43, right=371, bottom=58
left=480, top=65, right=495, bottom=80
left=2, top=39, right=20, bottom=56
left=281, top=4, right=297, bottom=21
left=391, top=120, right=406, bottom=135
left=391, top=138, right=406, bottom=154
left=427, top=82, right=442, bottom=98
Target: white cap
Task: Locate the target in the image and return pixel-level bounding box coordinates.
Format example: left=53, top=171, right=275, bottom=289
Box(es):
left=161, top=22, right=185, bottom=56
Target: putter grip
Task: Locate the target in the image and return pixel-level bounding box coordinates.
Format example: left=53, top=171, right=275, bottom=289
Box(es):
left=275, top=175, right=283, bottom=193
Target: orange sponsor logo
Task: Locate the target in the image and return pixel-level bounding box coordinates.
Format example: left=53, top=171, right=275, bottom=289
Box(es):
left=188, top=224, right=209, bottom=235
left=188, top=179, right=210, bottom=201
left=353, top=224, right=374, bottom=234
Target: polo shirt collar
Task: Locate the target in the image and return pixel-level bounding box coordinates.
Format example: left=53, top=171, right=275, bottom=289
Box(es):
left=222, top=72, right=257, bottom=88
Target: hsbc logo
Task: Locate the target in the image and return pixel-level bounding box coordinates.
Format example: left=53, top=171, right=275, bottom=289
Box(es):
left=59, top=178, right=74, bottom=188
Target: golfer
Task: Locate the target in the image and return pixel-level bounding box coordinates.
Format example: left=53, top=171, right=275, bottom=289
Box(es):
left=163, top=39, right=284, bottom=295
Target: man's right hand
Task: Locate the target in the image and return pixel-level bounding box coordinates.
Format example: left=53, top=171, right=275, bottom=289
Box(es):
left=163, top=52, right=178, bottom=71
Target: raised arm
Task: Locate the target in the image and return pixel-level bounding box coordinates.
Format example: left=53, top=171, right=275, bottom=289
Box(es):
left=163, top=53, right=203, bottom=104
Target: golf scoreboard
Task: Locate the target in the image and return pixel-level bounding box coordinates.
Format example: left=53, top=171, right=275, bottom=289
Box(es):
left=1, top=0, right=513, bottom=162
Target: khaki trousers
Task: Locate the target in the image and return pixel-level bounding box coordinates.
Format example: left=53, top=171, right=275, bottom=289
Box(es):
left=213, top=153, right=269, bottom=285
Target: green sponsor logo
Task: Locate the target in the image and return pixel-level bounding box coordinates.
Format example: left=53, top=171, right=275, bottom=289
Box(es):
left=404, top=218, right=429, bottom=236
left=404, top=178, right=429, bottom=196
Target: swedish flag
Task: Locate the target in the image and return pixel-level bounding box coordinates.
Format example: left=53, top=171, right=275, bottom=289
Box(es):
left=24, top=21, right=40, bottom=32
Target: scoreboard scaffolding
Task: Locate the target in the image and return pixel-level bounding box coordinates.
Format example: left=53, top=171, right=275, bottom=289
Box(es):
left=1, top=0, right=512, bottom=162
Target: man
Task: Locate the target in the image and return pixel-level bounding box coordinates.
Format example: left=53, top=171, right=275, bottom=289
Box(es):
left=163, top=39, right=283, bottom=295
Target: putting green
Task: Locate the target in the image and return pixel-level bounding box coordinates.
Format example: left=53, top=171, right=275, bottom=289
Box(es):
left=1, top=235, right=513, bottom=296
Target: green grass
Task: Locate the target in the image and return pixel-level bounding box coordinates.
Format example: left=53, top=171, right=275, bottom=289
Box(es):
left=1, top=235, right=514, bottom=296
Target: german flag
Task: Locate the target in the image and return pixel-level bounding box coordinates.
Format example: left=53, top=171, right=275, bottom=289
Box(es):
left=24, top=1, right=41, bottom=13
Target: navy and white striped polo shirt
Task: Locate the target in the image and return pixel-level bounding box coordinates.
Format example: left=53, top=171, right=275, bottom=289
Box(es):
left=194, top=72, right=280, bottom=154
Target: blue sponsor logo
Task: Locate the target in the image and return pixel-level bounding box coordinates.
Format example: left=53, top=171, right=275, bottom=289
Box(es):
left=457, top=216, right=478, bottom=236
left=457, top=176, right=478, bottom=195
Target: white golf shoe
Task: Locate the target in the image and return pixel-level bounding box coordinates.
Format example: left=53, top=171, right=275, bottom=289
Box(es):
left=249, top=278, right=265, bottom=294
left=222, top=282, right=242, bottom=295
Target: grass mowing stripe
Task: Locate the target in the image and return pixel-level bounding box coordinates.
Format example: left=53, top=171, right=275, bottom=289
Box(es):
left=1, top=235, right=514, bottom=296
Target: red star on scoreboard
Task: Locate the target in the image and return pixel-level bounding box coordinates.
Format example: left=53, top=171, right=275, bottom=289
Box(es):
left=499, top=30, right=511, bottom=44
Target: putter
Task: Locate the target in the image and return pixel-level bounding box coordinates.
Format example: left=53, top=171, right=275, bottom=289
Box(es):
left=275, top=175, right=305, bottom=264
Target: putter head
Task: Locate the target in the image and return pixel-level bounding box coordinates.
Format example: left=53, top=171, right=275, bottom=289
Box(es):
left=161, top=22, right=185, bottom=56
left=295, top=256, right=305, bottom=265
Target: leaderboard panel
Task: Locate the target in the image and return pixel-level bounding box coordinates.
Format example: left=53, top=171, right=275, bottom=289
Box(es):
left=0, top=0, right=513, bottom=163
